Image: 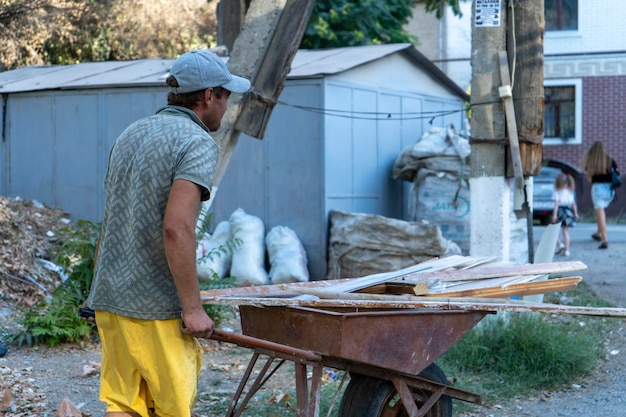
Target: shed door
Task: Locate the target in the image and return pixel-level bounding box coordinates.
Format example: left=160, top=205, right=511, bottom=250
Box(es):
left=54, top=94, right=100, bottom=219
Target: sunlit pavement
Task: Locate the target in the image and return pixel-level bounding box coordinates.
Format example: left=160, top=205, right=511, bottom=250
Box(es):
left=532, top=221, right=626, bottom=308
left=534, top=222, right=626, bottom=244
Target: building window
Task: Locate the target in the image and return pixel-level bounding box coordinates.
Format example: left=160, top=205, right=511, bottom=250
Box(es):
left=545, top=0, right=578, bottom=31
left=543, top=79, right=582, bottom=145
left=544, top=86, right=574, bottom=139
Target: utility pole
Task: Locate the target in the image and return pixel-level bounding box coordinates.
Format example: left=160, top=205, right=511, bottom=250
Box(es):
left=211, top=0, right=316, bottom=186
left=216, top=0, right=251, bottom=53
left=469, top=0, right=544, bottom=262
left=469, top=0, right=510, bottom=261
left=507, top=1, right=544, bottom=178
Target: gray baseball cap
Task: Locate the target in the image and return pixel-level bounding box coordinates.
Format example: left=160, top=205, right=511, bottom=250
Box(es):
left=168, top=50, right=251, bottom=94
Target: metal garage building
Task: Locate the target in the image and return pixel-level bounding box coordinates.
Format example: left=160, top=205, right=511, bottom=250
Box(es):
left=0, top=44, right=468, bottom=279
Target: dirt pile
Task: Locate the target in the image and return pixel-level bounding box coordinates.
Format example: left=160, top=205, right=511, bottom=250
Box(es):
left=0, top=196, right=77, bottom=415
left=0, top=196, right=72, bottom=306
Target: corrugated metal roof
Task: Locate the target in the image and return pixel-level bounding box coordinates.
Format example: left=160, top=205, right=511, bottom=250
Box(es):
left=0, top=59, right=172, bottom=93
left=288, top=43, right=410, bottom=78
left=0, top=44, right=467, bottom=99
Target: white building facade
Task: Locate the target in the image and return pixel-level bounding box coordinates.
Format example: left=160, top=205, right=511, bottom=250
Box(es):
left=406, top=0, right=626, bottom=216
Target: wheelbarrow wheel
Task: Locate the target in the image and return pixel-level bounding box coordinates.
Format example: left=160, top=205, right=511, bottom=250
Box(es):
left=337, top=363, right=452, bottom=417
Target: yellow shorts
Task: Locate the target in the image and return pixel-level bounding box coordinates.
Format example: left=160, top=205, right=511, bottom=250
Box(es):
left=96, top=311, right=204, bottom=417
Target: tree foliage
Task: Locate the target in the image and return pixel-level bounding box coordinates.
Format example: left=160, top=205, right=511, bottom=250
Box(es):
left=423, top=0, right=465, bottom=19
left=301, top=0, right=416, bottom=49
left=0, top=0, right=218, bottom=70
left=301, top=0, right=466, bottom=49
left=0, top=0, right=60, bottom=69
left=0, top=0, right=468, bottom=69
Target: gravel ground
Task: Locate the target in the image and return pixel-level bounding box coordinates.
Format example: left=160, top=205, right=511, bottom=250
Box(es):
left=1, top=223, right=625, bottom=417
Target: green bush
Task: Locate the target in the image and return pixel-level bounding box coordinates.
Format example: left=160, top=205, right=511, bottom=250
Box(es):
left=10, top=211, right=239, bottom=346
left=52, top=219, right=99, bottom=303
left=199, top=275, right=237, bottom=328
left=11, top=298, right=94, bottom=347
left=10, top=219, right=99, bottom=346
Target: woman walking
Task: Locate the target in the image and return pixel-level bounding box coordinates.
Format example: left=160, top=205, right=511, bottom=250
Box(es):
left=581, top=141, right=618, bottom=249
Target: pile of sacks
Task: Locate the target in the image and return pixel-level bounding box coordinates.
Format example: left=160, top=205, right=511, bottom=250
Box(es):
left=392, top=125, right=471, bottom=253
left=196, top=208, right=309, bottom=286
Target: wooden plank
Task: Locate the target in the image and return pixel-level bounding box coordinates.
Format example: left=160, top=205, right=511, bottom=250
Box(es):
left=200, top=277, right=356, bottom=297
left=324, top=255, right=474, bottom=294
left=455, top=256, right=499, bottom=270
left=498, top=50, right=524, bottom=189
left=508, top=0, right=544, bottom=177
left=286, top=280, right=580, bottom=302
left=358, top=282, right=429, bottom=296
left=199, top=257, right=455, bottom=298
left=201, top=260, right=586, bottom=298
left=403, top=261, right=586, bottom=285
left=233, top=0, right=317, bottom=139
left=200, top=293, right=626, bottom=318
left=424, top=277, right=581, bottom=298
left=426, top=274, right=546, bottom=293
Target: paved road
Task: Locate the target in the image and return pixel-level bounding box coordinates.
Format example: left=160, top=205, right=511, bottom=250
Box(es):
left=534, top=222, right=626, bottom=308
left=535, top=222, right=626, bottom=243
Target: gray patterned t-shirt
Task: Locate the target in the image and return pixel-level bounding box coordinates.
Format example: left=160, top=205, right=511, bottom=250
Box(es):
left=87, top=106, right=217, bottom=320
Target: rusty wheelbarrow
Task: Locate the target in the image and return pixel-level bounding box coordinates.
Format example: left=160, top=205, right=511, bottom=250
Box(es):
left=209, top=305, right=492, bottom=417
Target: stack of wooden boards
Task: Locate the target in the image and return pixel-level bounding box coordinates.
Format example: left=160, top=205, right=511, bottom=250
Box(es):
left=201, top=255, right=626, bottom=317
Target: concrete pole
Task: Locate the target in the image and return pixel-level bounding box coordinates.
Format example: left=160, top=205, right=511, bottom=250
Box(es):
left=212, top=0, right=316, bottom=186
left=507, top=0, right=545, bottom=263
left=216, top=0, right=251, bottom=53
left=469, top=0, right=511, bottom=261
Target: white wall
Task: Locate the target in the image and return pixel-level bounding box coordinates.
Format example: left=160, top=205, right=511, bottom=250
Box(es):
left=545, top=2, right=626, bottom=55
left=404, top=2, right=473, bottom=90
left=330, top=52, right=463, bottom=98
left=407, top=1, right=626, bottom=89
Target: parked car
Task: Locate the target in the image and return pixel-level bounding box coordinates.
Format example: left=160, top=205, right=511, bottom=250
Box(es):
left=532, top=166, right=562, bottom=225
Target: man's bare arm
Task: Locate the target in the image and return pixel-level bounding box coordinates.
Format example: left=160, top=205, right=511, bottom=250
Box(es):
left=163, top=179, right=214, bottom=338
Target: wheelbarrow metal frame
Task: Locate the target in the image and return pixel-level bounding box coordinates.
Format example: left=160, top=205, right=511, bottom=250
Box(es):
left=210, top=306, right=490, bottom=417
left=212, top=339, right=483, bottom=417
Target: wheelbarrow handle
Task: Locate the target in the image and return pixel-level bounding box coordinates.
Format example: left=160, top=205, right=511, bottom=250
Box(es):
left=211, top=328, right=322, bottom=362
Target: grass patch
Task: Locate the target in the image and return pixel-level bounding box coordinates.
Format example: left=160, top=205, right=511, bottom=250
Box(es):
left=440, top=313, right=601, bottom=401
left=439, top=281, right=623, bottom=412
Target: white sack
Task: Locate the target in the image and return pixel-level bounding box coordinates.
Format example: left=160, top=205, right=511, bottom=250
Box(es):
left=266, top=226, right=309, bottom=284
left=196, top=221, right=232, bottom=281
left=393, top=125, right=472, bottom=254
left=393, top=126, right=470, bottom=182
left=229, top=208, right=269, bottom=286
left=410, top=168, right=471, bottom=254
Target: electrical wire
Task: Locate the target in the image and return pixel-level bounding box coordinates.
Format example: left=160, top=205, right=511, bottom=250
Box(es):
left=247, top=89, right=505, bottom=124
left=268, top=95, right=467, bottom=122
left=254, top=93, right=521, bottom=142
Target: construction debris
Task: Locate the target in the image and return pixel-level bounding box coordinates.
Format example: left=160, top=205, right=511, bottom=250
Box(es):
left=0, top=196, right=71, bottom=306
left=201, top=255, right=626, bottom=318
left=326, top=210, right=461, bottom=280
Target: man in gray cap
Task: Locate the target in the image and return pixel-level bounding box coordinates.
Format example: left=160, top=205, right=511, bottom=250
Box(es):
left=85, top=50, right=250, bottom=417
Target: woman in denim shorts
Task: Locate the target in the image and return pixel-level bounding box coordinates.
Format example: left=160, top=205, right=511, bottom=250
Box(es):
left=581, top=141, right=619, bottom=249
